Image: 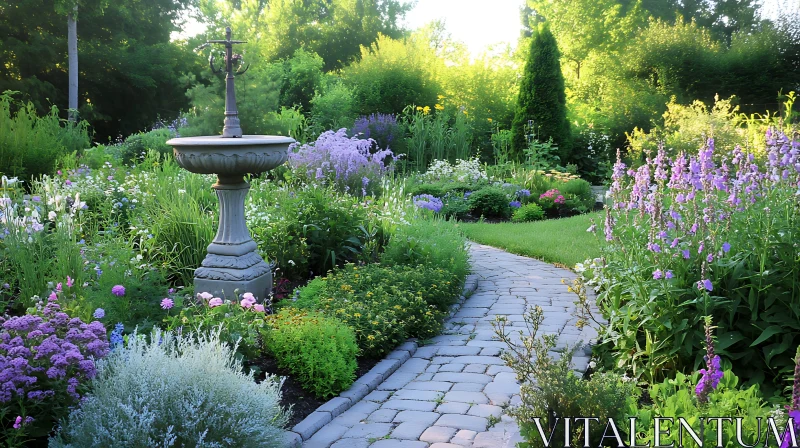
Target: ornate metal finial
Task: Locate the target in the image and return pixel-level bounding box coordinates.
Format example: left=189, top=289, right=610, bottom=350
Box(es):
left=206, top=26, right=249, bottom=138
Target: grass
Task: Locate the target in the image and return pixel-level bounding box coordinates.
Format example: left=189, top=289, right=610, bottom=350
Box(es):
left=456, top=212, right=602, bottom=269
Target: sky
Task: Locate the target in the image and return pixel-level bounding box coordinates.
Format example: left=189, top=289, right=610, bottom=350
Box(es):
left=401, top=0, right=525, bottom=56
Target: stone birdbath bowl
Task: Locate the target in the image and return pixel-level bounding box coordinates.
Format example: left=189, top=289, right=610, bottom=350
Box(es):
left=167, top=27, right=294, bottom=302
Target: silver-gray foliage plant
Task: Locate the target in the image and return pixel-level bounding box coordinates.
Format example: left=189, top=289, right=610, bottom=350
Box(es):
left=49, top=327, right=289, bottom=448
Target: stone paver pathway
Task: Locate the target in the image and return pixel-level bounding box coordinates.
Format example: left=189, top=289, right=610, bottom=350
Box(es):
left=300, top=243, right=597, bottom=448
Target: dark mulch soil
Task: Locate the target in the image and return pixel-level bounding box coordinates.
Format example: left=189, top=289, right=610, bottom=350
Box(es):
left=254, top=356, right=382, bottom=428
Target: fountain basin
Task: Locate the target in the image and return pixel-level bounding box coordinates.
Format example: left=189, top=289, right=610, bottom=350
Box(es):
left=167, top=135, right=293, bottom=178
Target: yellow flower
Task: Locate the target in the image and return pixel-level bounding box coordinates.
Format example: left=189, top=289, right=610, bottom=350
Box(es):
left=437, top=94, right=445, bottom=100
left=367, top=335, right=375, bottom=340
left=372, top=321, right=379, bottom=325
left=354, top=313, right=361, bottom=318
left=487, top=118, right=493, bottom=123
left=422, top=106, right=431, bottom=115
left=434, top=104, right=444, bottom=111
left=416, top=106, right=423, bottom=111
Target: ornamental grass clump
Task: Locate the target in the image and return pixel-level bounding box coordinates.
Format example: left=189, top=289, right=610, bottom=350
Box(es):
left=49, top=328, right=288, bottom=448
left=587, top=129, right=800, bottom=389
left=0, top=299, right=108, bottom=443
left=288, top=128, right=394, bottom=197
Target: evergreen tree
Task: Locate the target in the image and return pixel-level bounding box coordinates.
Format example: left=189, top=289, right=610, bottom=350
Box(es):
left=511, top=23, right=572, bottom=162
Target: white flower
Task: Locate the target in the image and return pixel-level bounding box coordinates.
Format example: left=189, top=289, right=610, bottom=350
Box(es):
left=48, top=211, right=57, bottom=221
left=588, top=361, right=596, bottom=369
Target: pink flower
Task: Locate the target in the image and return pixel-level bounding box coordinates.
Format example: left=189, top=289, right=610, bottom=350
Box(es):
left=48, top=291, right=58, bottom=302
left=160, top=298, right=174, bottom=310
left=240, top=292, right=256, bottom=309
left=208, top=297, right=223, bottom=308
left=111, top=285, right=125, bottom=297
left=56, top=282, right=63, bottom=291
left=254, top=304, right=266, bottom=313
left=66, top=276, right=74, bottom=288
left=197, top=292, right=213, bottom=301
left=13, top=416, right=22, bottom=429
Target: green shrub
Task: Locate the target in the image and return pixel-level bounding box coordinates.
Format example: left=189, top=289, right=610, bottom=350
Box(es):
left=314, top=264, right=446, bottom=357
left=468, top=186, right=511, bottom=219
left=0, top=92, right=90, bottom=182
left=310, top=81, right=357, bottom=133
left=49, top=328, right=288, bottom=448
left=511, top=203, right=545, bottom=222
left=248, top=184, right=376, bottom=280
left=439, top=192, right=471, bottom=220
left=495, top=306, right=639, bottom=448
left=380, top=217, right=470, bottom=281
left=263, top=310, right=358, bottom=398
left=118, top=128, right=174, bottom=164
left=407, top=183, right=446, bottom=198
left=560, top=178, right=595, bottom=211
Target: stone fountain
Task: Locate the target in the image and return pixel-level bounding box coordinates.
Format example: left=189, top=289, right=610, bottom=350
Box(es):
left=167, top=27, right=294, bottom=301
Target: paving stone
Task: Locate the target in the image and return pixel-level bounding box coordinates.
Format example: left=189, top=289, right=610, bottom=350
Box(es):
left=435, top=414, right=488, bottom=432
left=331, top=401, right=382, bottom=426
left=451, top=429, right=478, bottom=443
left=381, top=399, right=437, bottom=412
left=464, top=364, right=487, bottom=373
left=413, top=346, right=440, bottom=359
left=293, top=411, right=332, bottom=440
left=436, top=402, right=471, bottom=414
left=438, top=363, right=465, bottom=373
left=450, top=356, right=505, bottom=365
left=303, top=424, right=348, bottom=448
left=451, top=382, right=485, bottom=392
left=486, top=365, right=513, bottom=375
left=429, top=444, right=464, bottom=448
left=317, top=397, right=351, bottom=417
left=436, top=346, right=482, bottom=356
left=378, top=372, right=418, bottom=391
left=485, top=393, right=511, bottom=407
left=396, top=358, right=430, bottom=374
left=364, top=390, right=393, bottom=403
left=331, top=438, right=370, bottom=448
left=405, top=381, right=453, bottom=391
left=391, top=389, right=442, bottom=401
left=283, top=431, right=302, bottom=448
left=393, top=411, right=441, bottom=426
left=415, top=373, right=435, bottom=381
left=425, top=364, right=440, bottom=373
left=370, top=440, right=428, bottom=448
left=484, top=381, right=520, bottom=395
left=467, top=404, right=503, bottom=419
left=391, top=422, right=430, bottom=440
left=443, top=391, right=489, bottom=404
left=433, top=372, right=493, bottom=384
left=367, top=408, right=399, bottom=423
left=342, top=423, right=393, bottom=439
left=479, top=347, right=501, bottom=356
left=420, top=426, right=458, bottom=443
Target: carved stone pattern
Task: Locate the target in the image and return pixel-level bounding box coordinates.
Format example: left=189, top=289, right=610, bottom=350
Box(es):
left=200, top=252, right=264, bottom=269
left=173, top=149, right=287, bottom=176
left=195, top=260, right=271, bottom=281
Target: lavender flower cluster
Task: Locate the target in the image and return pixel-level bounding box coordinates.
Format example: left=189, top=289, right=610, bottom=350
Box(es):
left=605, top=130, right=800, bottom=292
left=288, top=129, right=395, bottom=196
left=1, top=295, right=109, bottom=432
left=412, top=194, right=444, bottom=213
left=350, top=113, right=400, bottom=151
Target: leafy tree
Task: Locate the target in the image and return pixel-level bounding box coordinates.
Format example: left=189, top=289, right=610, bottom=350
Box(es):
left=200, top=0, right=411, bottom=71
left=523, top=0, right=645, bottom=79
left=0, top=0, right=200, bottom=141
left=278, top=49, right=325, bottom=112
left=342, top=31, right=443, bottom=116
left=511, top=23, right=571, bottom=162
left=631, top=0, right=762, bottom=43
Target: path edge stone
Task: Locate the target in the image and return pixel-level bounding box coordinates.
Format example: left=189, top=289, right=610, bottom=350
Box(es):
left=282, top=273, right=480, bottom=446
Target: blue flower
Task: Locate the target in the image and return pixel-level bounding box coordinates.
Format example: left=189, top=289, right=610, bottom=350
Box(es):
left=509, top=201, right=522, bottom=208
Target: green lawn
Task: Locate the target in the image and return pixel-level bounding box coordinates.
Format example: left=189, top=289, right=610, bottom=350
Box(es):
left=456, top=212, right=602, bottom=269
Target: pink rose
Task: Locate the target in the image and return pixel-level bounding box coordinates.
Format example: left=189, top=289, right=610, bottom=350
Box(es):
left=208, top=297, right=223, bottom=308
left=197, top=292, right=213, bottom=301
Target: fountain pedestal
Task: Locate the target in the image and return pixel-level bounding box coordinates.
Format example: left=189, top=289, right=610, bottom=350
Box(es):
left=167, top=135, right=294, bottom=301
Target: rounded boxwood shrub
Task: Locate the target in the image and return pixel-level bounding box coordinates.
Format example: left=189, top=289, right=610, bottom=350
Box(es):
left=468, top=186, right=511, bottom=219
left=263, top=310, right=358, bottom=399
left=407, top=183, right=446, bottom=198
left=512, top=203, right=545, bottom=222
left=561, top=178, right=595, bottom=211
